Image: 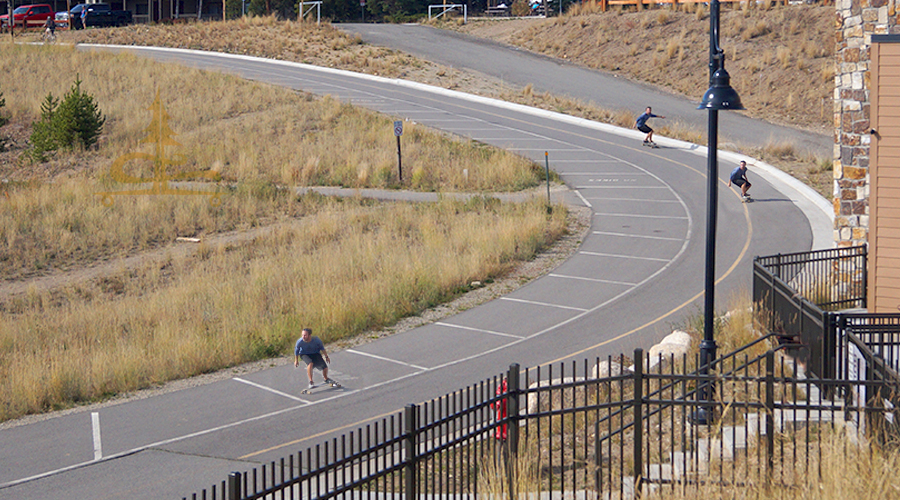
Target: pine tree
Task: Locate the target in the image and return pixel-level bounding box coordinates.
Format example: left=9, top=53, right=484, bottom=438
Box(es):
left=29, top=93, right=60, bottom=162
left=29, top=77, right=105, bottom=162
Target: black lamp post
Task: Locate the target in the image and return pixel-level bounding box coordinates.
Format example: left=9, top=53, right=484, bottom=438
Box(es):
left=695, top=0, right=743, bottom=425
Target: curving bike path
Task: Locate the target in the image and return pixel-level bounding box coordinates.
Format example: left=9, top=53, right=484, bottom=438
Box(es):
left=0, top=46, right=832, bottom=500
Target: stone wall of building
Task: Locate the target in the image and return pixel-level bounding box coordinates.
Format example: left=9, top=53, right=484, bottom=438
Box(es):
left=834, top=0, right=897, bottom=247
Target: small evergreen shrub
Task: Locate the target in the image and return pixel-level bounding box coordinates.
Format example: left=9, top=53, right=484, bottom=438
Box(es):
left=30, top=77, right=105, bottom=162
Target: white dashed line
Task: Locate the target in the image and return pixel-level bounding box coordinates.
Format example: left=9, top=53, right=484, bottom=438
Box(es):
left=91, top=412, right=102, bottom=461
left=233, top=378, right=309, bottom=403
left=579, top=251, right=671, bottom=262
left=345, top=349, right=428, bottom=370
left=435, top=322, right=525, bottom=339
left=500, top=297, right=589, bottom=311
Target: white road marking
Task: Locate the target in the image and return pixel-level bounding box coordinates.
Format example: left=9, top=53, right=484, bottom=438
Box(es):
left=345, top=349, right=428, bottom=370
left=548, top=273, right=638, bottom=286
left=434, top=322, right=524, bottom=339
left=579, top=250, right=671, bottom=262
left=500, top=297, right=589, bottom=311
left=91, top=412, right=102, bottom=461
left=513, top=148, right=586, bottom=152
left=586, top=197, right=679, bottom=203
left=575, top=185, right=667, bottom=189
left=593, top=212, right=689, bottom=219
left=547, top=160, right=622, bottom=164
left=592, top=231, right=684, bottom=241
left=575, top=190, right=592, bottom=208
left=233, top=377, right=309, bottom=403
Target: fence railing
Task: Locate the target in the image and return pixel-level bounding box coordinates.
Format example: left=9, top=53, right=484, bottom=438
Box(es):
left=183, top=343, right=900, bottom=500
left=753, top=245, right=867, bottom=379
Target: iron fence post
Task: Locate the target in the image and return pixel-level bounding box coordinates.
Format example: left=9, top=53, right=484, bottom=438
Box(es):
left=633, top=348, right=644, bottom=498
left=507, top=363, right=520, bottom=499
left=765, top=351, right=775, bottom=481
left=228, top=471, right=241, bottom=500
left=861, top=245, right=868, bottom=309
left=404, top=404, right=418, bottom=499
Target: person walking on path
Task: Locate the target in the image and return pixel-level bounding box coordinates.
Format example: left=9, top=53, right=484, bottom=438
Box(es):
left=728, top=160, right=752, bottom=200
left=293, top=327, right=336, bottom=389
left=635, top=106, right=664, bottom=145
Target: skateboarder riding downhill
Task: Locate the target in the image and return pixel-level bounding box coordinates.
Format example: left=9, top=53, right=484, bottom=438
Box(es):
left=294, top=327, right=337, bottom=390
left=727, top=160, right=752, bottom=201
left=635, top=106, right=664, bottom=147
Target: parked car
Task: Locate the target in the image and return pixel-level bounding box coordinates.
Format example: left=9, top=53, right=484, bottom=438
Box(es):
left=55, top=10, right=69, bottom=29
left=69, top=3, right=132, bottom=29
left=0, top=4, right=54, bottom=30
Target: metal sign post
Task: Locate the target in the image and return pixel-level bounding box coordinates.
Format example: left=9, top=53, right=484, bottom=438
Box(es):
left=394, top=120, right=403, bottom=182
left=545, top=151, right=551, bottom=207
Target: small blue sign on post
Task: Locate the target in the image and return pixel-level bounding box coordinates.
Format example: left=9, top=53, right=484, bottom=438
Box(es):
left=394, top=121, right=403, bottom=181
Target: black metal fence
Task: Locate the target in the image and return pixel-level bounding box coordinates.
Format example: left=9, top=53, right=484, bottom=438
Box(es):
left=753, top=246, right=867, bottom=379
left=183, top=341, right=900, bottom=500
left=754, top=246, right=867, bottom=312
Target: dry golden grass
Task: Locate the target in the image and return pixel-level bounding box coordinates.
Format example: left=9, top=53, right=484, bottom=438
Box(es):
left=0, top=43, right=546, bottom=281
left=0, top=197, right=568, bottom=421
left=0, top=44, right=540, bottom=193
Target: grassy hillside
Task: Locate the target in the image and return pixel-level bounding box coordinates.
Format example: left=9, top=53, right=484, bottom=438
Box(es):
left=457, top=3, right=834, bottom=135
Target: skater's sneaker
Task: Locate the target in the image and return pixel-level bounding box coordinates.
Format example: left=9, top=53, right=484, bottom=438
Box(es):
left=643, top=140, right=649, bottom=144
left=308, top=381, right=316, bottom=389
left=324, top=378, right=336, bottom=385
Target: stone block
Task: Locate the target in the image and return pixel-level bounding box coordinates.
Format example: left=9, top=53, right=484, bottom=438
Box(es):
left=841, top=227, right=852, bottom=240
left=834, top=160, right=843, bottom=179
left=591, top=360, right=623, bottom=379
left=840, top=201, right=852, bottom=215
left=852, top=228, right=867, bottom=240
left=863, top=9, right=879, bottom=22
left=841, top=189, right=858, bottom=200
left=844, top=166, right=868, bottom=180
left=647, top=330, right=692, bottom=370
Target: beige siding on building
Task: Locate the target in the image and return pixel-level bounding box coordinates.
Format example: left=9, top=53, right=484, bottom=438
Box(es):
left=870, top=42, right=900, bottom=313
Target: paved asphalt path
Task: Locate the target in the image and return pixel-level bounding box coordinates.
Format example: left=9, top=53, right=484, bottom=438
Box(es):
left=0, top=46, right=832, bottom=500
left=339, top=23, right=832, bottom=157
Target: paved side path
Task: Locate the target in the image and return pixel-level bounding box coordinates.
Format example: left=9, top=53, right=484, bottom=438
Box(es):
left=0, top=46, right=831, bottom=500
left=340, top=23, right=832, bottom=157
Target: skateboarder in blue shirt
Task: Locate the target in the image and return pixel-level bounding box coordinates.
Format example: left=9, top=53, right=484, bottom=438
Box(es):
left=727, top=160, right=752, bottom=200
left=635, top=106, right=664, bottom=145
left=294, top=328, right=335, bottom=389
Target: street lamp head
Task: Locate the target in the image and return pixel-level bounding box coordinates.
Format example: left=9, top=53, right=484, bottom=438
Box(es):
left=698, top=67, right=744, bottom=111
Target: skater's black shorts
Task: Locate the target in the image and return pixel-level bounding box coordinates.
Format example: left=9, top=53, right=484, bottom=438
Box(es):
left=732, top=178, right=747, bottom=187
left=637, top=124, right=652, bottom=133
left=301, top=353, right=328, bottom=371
